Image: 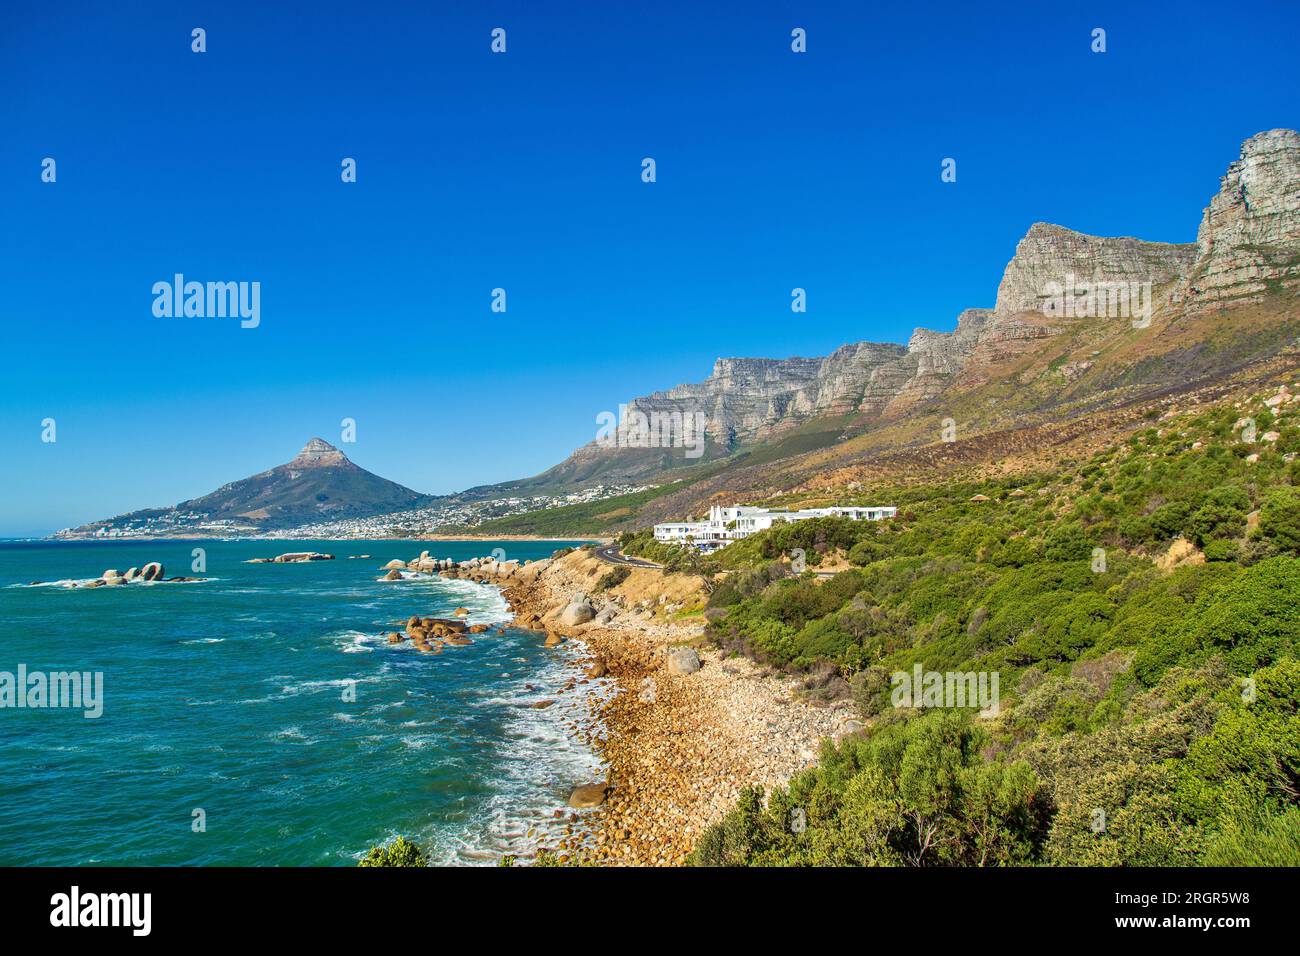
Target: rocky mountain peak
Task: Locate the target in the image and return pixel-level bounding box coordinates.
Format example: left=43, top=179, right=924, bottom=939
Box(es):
left=290, top=438, right=349, bottom=467
left=992, top=222, right=1198, bottom=320
left=1186, top=128, right=1300, bottom=308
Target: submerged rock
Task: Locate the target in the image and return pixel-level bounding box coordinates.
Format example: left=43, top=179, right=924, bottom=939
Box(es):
left=567, top=783, right=610, bottom=809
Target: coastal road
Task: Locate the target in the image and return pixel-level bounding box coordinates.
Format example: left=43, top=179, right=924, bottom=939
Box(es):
left=593, top=543, right=662, bottom=569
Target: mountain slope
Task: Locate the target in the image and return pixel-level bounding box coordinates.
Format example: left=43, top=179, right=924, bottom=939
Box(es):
left=61, top=439, right=434, bottom=536
left=496, top=129, right=1300, bottom=509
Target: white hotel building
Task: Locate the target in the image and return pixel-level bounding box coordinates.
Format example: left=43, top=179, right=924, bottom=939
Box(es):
left=654, top=503, right=897, bottom=553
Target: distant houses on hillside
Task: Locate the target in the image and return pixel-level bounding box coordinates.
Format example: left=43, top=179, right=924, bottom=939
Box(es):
left=653, top=503, right=897, bottom=554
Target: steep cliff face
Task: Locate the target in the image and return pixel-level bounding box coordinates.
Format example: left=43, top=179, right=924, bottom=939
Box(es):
left=992, top=222, right=1197, bottom=318
left=1184, top=128, right=1300, bottom=308
left=590, top=213, right=1206, bottom=451
left=636, top=356, right=823, bottom=446
left=520, top=130, right=1299, bottom=490
left=884, top=308, right=991, bottom=413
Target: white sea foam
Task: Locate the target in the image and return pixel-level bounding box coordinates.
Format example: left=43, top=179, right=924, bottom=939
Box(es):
left=426, top=640, right=611, bottom=866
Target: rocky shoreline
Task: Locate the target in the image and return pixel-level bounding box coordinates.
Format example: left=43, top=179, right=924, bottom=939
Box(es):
left=424, top=547, right=856, bottom=866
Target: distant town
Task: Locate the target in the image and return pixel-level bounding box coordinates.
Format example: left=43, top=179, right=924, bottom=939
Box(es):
left=55, top=483, right=650, bottom=540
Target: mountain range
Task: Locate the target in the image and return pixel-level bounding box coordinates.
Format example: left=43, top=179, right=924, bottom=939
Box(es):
left=63, top=129, right=1300, bottom=538
left=506, top=129, right=1299, bottom=495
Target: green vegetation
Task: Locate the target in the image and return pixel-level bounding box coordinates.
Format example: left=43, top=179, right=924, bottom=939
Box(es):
left=593, top=565, right=631, bottom=592
left=692, top=392, right=1300, bottom=866
left=358, top=836, right=427, bottom=867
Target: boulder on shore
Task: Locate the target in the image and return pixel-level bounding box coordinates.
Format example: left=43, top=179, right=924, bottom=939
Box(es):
left=452, top=607, right=469, bottom=617
left=559, top=602, right=596, bottom=627
left=382, top=569, right=403, bottom=581
left=141, top=562, right=165, bottom=581
left=383, top=559, right=406, bottom=570
left=666, top=647, right=702, bottom=675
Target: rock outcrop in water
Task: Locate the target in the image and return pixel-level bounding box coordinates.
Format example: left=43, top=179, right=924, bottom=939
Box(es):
left=59, top=560, right=201, bottom=588
left=246, top=552, right=335, bottom=564
left=384, top=613, right=476, bottom=653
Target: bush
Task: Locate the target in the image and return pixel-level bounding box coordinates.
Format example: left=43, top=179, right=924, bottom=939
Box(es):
left=358, top=836, right=427, bottom=867
left=1258, top=487, right=1300, bottom=553
left=593, top=565, right=630, bottom=593
left=1201, top=810, right=1300, bottom=866
left=1189, top=485, right=1250, bottom=545
left=1202, top=538, right=1237, bottom=561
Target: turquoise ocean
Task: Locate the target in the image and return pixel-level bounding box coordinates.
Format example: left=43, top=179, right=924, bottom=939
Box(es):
left=0, top=538, right=600, bottom=865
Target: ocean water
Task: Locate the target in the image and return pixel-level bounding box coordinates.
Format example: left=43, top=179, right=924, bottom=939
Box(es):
left=0, top=538, right=601, bottom=866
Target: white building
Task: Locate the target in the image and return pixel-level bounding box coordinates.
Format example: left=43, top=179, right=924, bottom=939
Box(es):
left=653, top=502, right=897, bottom=553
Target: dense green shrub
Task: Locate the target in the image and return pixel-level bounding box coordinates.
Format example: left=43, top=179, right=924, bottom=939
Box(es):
left=358, top=836, right=427, bottom=867
left=1259, top=486, right=1300, bottom=553
left=592, top=565, right=630, bottom=592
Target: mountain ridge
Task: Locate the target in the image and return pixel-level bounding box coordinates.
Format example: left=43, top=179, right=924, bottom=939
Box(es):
left=496, top=129, right=1300, bottom=495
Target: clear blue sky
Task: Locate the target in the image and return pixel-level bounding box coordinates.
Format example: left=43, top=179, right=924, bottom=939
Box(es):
left=2, top=0, right=1297, bottom=535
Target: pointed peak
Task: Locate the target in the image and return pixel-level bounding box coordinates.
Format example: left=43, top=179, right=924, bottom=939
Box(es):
left=290, top=438, right=348, bottom=467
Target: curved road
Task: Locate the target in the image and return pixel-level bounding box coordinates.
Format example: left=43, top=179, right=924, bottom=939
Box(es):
left=593, top=543, right=662, bottom=569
